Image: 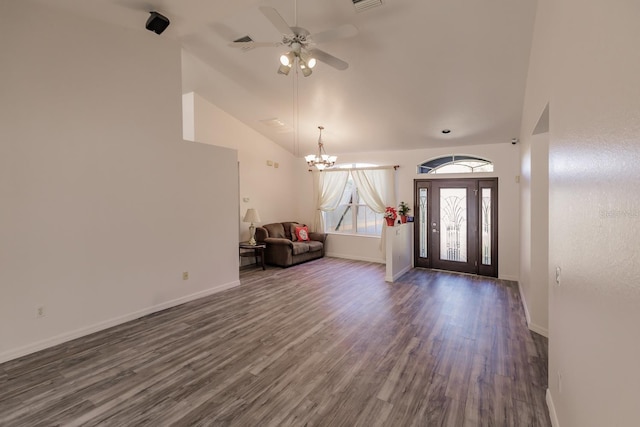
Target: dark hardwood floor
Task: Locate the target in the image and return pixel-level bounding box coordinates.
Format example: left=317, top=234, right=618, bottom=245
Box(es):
left=0, top=257, right=550, bottom=426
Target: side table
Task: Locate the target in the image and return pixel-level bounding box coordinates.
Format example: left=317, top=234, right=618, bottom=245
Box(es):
left=239, top=242, right=266, bottom=270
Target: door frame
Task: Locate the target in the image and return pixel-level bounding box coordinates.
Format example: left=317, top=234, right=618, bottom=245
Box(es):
left=413, top=177, right=498, bottom=277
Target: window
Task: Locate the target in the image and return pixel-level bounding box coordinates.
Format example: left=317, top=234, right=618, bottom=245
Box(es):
left=324, top=176, right=384, bottom=236
left=418, top=155, right=493, bottom=174
left=323, top=163, right=384, bottom=236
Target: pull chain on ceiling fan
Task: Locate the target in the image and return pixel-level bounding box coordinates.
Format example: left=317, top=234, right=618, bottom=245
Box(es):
left=229, top=0, right=358, bottom=76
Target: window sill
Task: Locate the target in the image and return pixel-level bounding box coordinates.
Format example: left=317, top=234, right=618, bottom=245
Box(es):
left=325, top=232, right=381, bottom=239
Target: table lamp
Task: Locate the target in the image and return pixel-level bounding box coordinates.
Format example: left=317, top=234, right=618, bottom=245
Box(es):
left=243, top=208, right=261, bottom=245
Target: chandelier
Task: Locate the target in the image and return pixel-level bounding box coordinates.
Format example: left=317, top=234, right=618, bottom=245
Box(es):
left=305, top=126, right=337, bottom=170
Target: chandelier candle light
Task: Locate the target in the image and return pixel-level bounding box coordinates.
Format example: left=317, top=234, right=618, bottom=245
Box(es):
left=243, top=208, right=261, bottom=245
left=305, top=126, right=337, bottom=170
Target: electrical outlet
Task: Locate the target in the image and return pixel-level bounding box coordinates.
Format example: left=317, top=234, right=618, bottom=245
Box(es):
left=182, top=271, right=189, bottom=281
left=36, top=306, right=45, bottom=318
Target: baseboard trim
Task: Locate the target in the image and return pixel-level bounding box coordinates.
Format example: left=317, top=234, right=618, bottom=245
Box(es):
left=0, top=280, right=241, bottom=364
left=546, top=388, right=560, bottom=427
left=325, top=253, right=385, bottom=264
left=517, top=280, right=533, bottom=325
left=516, top=281, right=549, bottom=338
left=529, top=322, right=549, bottom=338
left=385, top=264, right=411, bottom=283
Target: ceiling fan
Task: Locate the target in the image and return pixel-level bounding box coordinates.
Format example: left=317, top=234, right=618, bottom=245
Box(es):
left=229, top=3, right=358, bottom=76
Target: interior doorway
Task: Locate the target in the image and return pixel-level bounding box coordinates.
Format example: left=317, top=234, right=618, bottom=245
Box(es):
left=414, top=178, right=498, bottom=277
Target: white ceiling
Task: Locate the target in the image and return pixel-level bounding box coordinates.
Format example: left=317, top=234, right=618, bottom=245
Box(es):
left=39, top=0, right=538, bottom=157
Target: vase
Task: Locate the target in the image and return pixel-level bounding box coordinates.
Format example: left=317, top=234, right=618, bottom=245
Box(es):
left=400, top=215, right=407, bottom=224
left=385, top=218, right=395, bottom=227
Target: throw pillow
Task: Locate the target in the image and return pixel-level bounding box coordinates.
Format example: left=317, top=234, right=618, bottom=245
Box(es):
left=295, top=225, right=310, bottom=241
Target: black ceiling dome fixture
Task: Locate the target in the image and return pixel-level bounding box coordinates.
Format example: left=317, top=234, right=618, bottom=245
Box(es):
left=146, top=11, right=170, bottom=35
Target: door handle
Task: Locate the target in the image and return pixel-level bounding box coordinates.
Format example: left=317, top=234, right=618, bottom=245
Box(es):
left=432, top=228, right=439, bottom=233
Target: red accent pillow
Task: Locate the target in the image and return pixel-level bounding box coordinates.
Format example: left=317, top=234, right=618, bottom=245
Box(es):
left=295, top=225, right=310, bottom=241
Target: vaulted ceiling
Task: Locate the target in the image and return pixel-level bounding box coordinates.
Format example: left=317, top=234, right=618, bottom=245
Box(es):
left=37, top=0, right=537, bottom=157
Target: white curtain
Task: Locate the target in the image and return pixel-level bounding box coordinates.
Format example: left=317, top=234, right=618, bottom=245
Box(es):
left=351, top=168, right=396, bottom=214
left=351, top=168, right=397, bottom=256
left=313, top=170, right=349, bottom=232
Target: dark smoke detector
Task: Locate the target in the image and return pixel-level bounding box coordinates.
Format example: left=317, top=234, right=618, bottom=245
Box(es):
left=146, top=11, right=170, bottom=35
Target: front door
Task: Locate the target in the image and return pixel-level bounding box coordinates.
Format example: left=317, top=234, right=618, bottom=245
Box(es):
left=414, top=178, right=498, bottom=277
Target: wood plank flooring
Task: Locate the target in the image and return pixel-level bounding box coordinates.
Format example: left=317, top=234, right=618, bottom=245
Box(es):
left=0, top=258, right=550, bottom=426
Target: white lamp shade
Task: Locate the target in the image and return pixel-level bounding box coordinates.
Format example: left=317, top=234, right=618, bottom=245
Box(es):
left=243, top=208, right=261, bottom=223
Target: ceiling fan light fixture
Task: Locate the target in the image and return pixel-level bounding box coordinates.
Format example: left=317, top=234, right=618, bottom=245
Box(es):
left=299, top=58, right=313, bottom=77
left=280, top=52, right=294, bottom=66
left=235, top=5, right=355, bottom=77
left=300, top=51, right=316, bottom=69
left=277, top=63, right=292, bottom=75
left=291, top=42, right=302, bottom=54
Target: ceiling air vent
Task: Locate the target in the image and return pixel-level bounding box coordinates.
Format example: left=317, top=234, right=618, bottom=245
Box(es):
left=233, top=35, right=254, bottom=51
left=352, top=0, right=383, bottom=12
left=260, top=118, right=294, bottom=134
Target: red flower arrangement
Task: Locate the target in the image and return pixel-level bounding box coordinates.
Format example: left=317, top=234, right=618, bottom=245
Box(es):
left=383, top=206, right=397, bottom=219
left=384, top=206, right=397, bottom=226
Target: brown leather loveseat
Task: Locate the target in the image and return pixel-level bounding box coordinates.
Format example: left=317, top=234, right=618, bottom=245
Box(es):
left=255, top=221, right=327, bottom=267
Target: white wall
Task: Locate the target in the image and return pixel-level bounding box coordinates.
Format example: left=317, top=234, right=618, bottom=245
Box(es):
left=519, top=0, right=552, bottom=338
left=527, top=133, right=549, bottom=336
left=179, top=56, right=302, bottom=242
left=541, top=0, right=640, bottom=424
left=325, top=234, right=385, bottom=263
left=385, top=223, right=413, bottom=282
left=0, top=1, right=239, bottom=362
left=302, top=143, right=521, bottom=280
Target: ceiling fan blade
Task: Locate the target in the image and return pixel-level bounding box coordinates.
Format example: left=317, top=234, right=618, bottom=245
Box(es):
left=228, top=41, right=282, bottom=49
left=312, top=24, right=358, bottom=44
left=309, top=48, right=349, bottom=71
left=259, top=6, right=293, bottom=36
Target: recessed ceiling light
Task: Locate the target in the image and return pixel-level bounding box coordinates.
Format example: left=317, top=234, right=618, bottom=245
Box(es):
left=442, top=129, right=451, bottom=134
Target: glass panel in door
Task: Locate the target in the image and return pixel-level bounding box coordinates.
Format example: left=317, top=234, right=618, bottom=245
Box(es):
left=419, top=187, right=428, bottom=258
left=439, top=188, right=467, bottom=262
left=481, top=188, right=491, bottom=265
left=414, top=181, right=431, bottom=268
left=477, top=179, right=498, bottom=277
